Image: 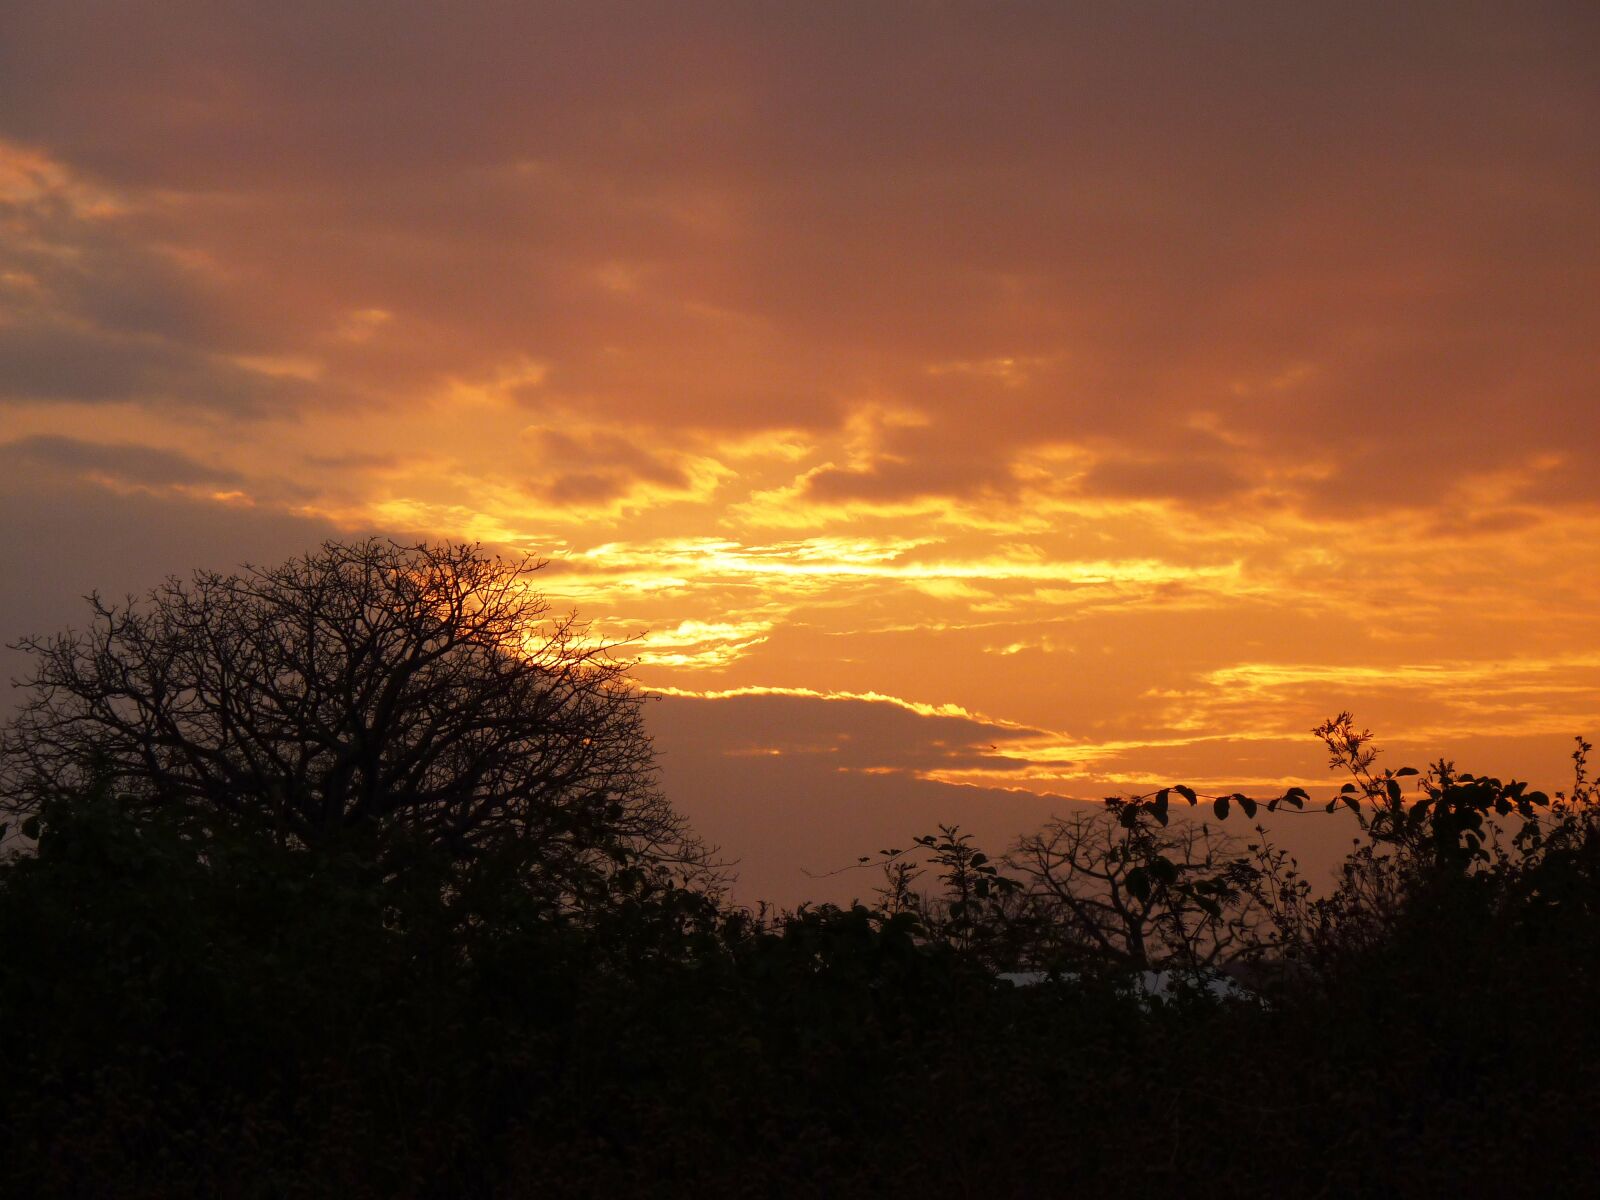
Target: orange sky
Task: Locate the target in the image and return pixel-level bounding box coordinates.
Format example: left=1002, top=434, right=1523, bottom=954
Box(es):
left=2, top=3, right=1597, bottom=903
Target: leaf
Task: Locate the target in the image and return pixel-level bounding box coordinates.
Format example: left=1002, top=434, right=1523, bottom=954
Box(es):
left=1213, top=795, right=1230, bottom=820
left=1125, top=866, right=1152, bottom=902
left=1341, top=795, right=1360, bottom=814
left=970, top=852, right=988, bottom=867
left=1385, top=779, right=1402, bottom=806
left=1340, top=782, right=1358, bottom=794
left=1394, top=767, right=1419, bottom=777
left=1175, top=785, right=1198, bottom=806
left=20, top=815, right=40, bottom=841
left=1238, top=795, right=1258, bottom=819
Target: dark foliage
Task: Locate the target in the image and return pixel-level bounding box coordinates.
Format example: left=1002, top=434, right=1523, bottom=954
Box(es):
left=3, top=578, right=1598, bottom=1199
left=0, top=540, right=710, bottom=899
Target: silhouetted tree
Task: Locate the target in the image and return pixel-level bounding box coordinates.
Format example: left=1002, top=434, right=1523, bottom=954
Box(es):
left=1010, top=808, right=1261, bottom=971
left=851, top=814, right=1258, bottom=974
left=0, top=540, right=707, bottom=892
left=907, top=825, right=1022, bottom=957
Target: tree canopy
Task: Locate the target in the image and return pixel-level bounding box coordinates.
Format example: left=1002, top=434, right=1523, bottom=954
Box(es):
left=0, top=539, right=706, bottom=890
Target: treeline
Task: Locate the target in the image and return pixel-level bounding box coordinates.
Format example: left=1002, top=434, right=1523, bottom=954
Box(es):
left=2, top=543, right=1598, bottom=1197
left=4, top=737, right=1599, bottom=1198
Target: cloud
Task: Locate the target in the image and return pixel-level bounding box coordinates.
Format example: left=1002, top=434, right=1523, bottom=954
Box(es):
left=0, top=319, right=310, bottom=412
left=801, top=457, right=1013, bottom=506
left=0, top=470, right=344, bottom=697
left=1, top=3, right=1597, bottom=904
left=1077, top=457, right=1255, bottom=505
left=0, top=433, right=243, bottom=490
left=645, top=686, right=1518, bottom=909
left=628, top=621, right=772, bottom=670
left=0, top=138, right=319, bottom=414
left=0, top=7, right=1594, bottom=525
left=647, top=684, right=1048, bottom=774
left=529, top=427, right=699, bottom=507
left=645, top=689, right=1081, bottom=906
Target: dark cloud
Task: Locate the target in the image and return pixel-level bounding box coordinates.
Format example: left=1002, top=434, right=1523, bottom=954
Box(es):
left=646, top=691, right=1073, bottom=907
left=1421, top=509, right=1544, bottom=538
left=1079, top=458, right=1253, bottom=505
left=0, top=433, right=243, bottom=489
left=303, top=450, right=401, bottom=471
left=531, top=428, right=695, bottom=506
left=646, top=691, right=1387, bottom=908
left=0, top=144, right=321, bottom=414
left=652, top=691, right=1047, bottom=775
left=541, top=471, right=638, bottom=506
left=0, top=1, right=1593, bottom=495
left=802, top=461, right=997, bottom=505
left=0, top=319, right=309, bottom=412
left=0, top=473, right=344, bottom=694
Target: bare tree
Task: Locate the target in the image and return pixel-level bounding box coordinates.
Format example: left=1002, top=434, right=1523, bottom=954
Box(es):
left=1, top=540, right=709, bottom=890
left=1009, top=808, right=1262, bottom=971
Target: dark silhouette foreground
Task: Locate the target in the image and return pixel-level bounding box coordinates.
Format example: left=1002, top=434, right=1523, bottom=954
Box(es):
left=1, top=547, right=1597, bottom=1196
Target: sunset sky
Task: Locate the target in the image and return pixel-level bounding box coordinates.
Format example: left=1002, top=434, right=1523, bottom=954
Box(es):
left=2, top=2, right=1597, bottom=903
